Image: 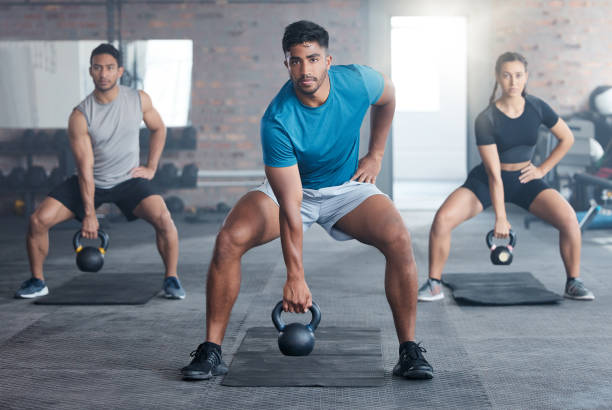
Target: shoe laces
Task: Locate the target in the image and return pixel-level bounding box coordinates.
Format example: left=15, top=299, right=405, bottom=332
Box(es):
left=190, top=343, right=220, bottom=366
left=22, top=278, right=40, bottom=289
left=401, top=342, right=427, bottom=361
left=428, top=280, right=441, bottom=293
left=567, top=278, right=584, bottom=293
left=165, top=277, right=180, bottom=289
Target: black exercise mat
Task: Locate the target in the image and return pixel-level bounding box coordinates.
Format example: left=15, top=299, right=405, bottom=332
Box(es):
left=442, top=272, right=562, bottom=305
left=34, top=273, right=160, bottom=305
left=222, top=326, right=383, bottom=387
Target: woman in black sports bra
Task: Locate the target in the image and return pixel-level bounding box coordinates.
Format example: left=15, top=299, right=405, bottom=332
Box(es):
left=417, top=51, right=594, bottom=302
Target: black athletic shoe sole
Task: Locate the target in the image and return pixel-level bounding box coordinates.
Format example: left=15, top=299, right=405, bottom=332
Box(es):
left=395, top=369, right=434, bottom=379
left=393, top=365, right=434, bottom=380
left=181, top=364, right=229, bottom=381
left=182, top=370, right=215, bottom=380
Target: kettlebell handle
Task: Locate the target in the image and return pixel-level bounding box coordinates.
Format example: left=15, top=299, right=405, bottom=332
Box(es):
left=271, top=300, right=321, bottom=332
left=485, top=229, right=516, bottom=249
left=73, top=230, right=110, bottom=253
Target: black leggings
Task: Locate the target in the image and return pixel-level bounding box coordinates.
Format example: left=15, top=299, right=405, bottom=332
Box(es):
left=462, top=163, right=551, bottom=211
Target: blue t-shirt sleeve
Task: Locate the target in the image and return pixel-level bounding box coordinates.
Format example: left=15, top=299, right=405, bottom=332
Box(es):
left=354, top=64, right=385, bottom=104
left=475, top=109, right=496, bottom=145
left=261, top=116, right=297, bottom=167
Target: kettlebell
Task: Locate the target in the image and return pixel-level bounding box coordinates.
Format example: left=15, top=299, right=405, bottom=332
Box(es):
left=271, top=301, right=321, bottom=356
left=486, top=229, right=517, bottom=265
left=73, top=230, right=110, bottom=272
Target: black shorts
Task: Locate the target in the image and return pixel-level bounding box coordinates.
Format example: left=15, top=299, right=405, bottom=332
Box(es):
left=462, top=163, right=551, bottom=211
left=49, top=175, right=158, bottom=221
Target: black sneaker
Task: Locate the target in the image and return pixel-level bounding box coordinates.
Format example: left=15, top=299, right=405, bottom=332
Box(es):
left=393, top=341, right=434, bottom=379
left=181, top=342, right=229, bottom=380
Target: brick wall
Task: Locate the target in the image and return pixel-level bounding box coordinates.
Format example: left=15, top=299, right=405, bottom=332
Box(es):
left=490, top=0, right=612, bottom=114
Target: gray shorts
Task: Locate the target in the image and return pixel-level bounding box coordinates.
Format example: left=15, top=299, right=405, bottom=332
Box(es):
left=253, top=179, right=388, bottom=241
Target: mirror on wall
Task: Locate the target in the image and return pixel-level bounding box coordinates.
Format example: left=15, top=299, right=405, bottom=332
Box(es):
left=0, top=39, right=193, bottom=128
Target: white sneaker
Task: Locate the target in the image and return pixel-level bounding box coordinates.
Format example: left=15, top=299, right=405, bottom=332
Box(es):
left=564, top=278, right=594, bottom=301
left=417, top=278, right=444, bottom=302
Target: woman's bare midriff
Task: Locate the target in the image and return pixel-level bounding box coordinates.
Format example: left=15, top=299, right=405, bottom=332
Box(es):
left=500, top=160, right=530, bottom=171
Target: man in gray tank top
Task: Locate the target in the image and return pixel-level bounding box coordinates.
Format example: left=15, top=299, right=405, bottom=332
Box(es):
left=15, top=44, right=185, bottom=300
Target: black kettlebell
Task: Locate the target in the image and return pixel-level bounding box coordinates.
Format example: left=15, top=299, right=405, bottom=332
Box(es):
left=486, top=229, right=517, bottom=265
left=73, top=230, right=110, bottom=272
left=271, top=301, right=321, bottom=356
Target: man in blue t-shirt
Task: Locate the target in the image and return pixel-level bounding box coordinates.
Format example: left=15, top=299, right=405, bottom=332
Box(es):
left=182, top=20, right=433, bottom=381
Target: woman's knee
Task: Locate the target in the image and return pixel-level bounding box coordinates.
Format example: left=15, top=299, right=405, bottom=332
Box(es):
left=431, top=208, right=456, bottom=237
left=556, top=210, right=580, bottom=236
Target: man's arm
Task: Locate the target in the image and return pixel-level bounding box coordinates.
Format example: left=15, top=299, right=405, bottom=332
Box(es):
left=265, top=164, right=312, bottom=313
left=68, top=109, right=97, bottom=239
left=351, top=72, right=396, bottom=183
left=132, top=90, right=166, bottom=179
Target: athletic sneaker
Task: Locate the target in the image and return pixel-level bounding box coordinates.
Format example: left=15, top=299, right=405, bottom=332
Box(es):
left=564, top=278, right=595, bottom=301
left=393, top=341, right=434, bottom=379
left=181, top=342, right=229, bottom=380
left=162, top=276, right=186, bottom=300
left=14, top=278, right=49, bottom=299
left=417, top=278, right=444, bottom=302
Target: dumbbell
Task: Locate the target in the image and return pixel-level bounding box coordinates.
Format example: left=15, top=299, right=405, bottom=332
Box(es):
left=21, top=129, right=36, bottom=151
left=27, top=166, right=48, bottom=189
left=139, top=127, right=150, bottom=149
left=165, top=196, right=185, bottom=214
left=181, top=126, right=197, bottom=150
left=180, top=163, right=198, bottom=187
left=8, top=167, right=27, bottom=189
left=53, top=129, right=69, bottom=151
left=154, top=163, right=179, bottom=188
left=48, top=167, right=65, bottom=188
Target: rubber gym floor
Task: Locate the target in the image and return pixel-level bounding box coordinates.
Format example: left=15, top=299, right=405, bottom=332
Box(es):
left=1, top=206, right=611, bottom=409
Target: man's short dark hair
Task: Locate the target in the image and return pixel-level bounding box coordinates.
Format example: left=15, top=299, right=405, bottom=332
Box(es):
left=90, top=43, right=122, bottom=67
left=282, top=20, right=329, bottom=54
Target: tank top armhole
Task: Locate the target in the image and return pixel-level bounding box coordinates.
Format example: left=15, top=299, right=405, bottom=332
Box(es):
left=74, top=105, right=91, bottom=128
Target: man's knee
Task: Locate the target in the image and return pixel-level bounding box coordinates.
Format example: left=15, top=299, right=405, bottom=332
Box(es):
left=214, top=225, right=253, bottom=261
left=379, top=223, right=413, bottom=254
left=29, top=210, right=53, bottom=234
left=151, top=208, right=176, bottom=234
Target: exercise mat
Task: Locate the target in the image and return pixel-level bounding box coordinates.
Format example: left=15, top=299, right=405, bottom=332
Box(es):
left=34, top=273, right=161, bottom=305
left=442, top=272, right=562, bottom=305
left=222, top=326, right=383, bottom=387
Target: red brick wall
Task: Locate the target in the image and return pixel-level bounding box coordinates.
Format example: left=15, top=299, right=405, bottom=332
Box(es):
left=490, top=0, right=612, bottom=114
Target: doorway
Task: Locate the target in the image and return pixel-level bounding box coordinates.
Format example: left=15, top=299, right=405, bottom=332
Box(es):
left=391, top=16, right=467, bottom=209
